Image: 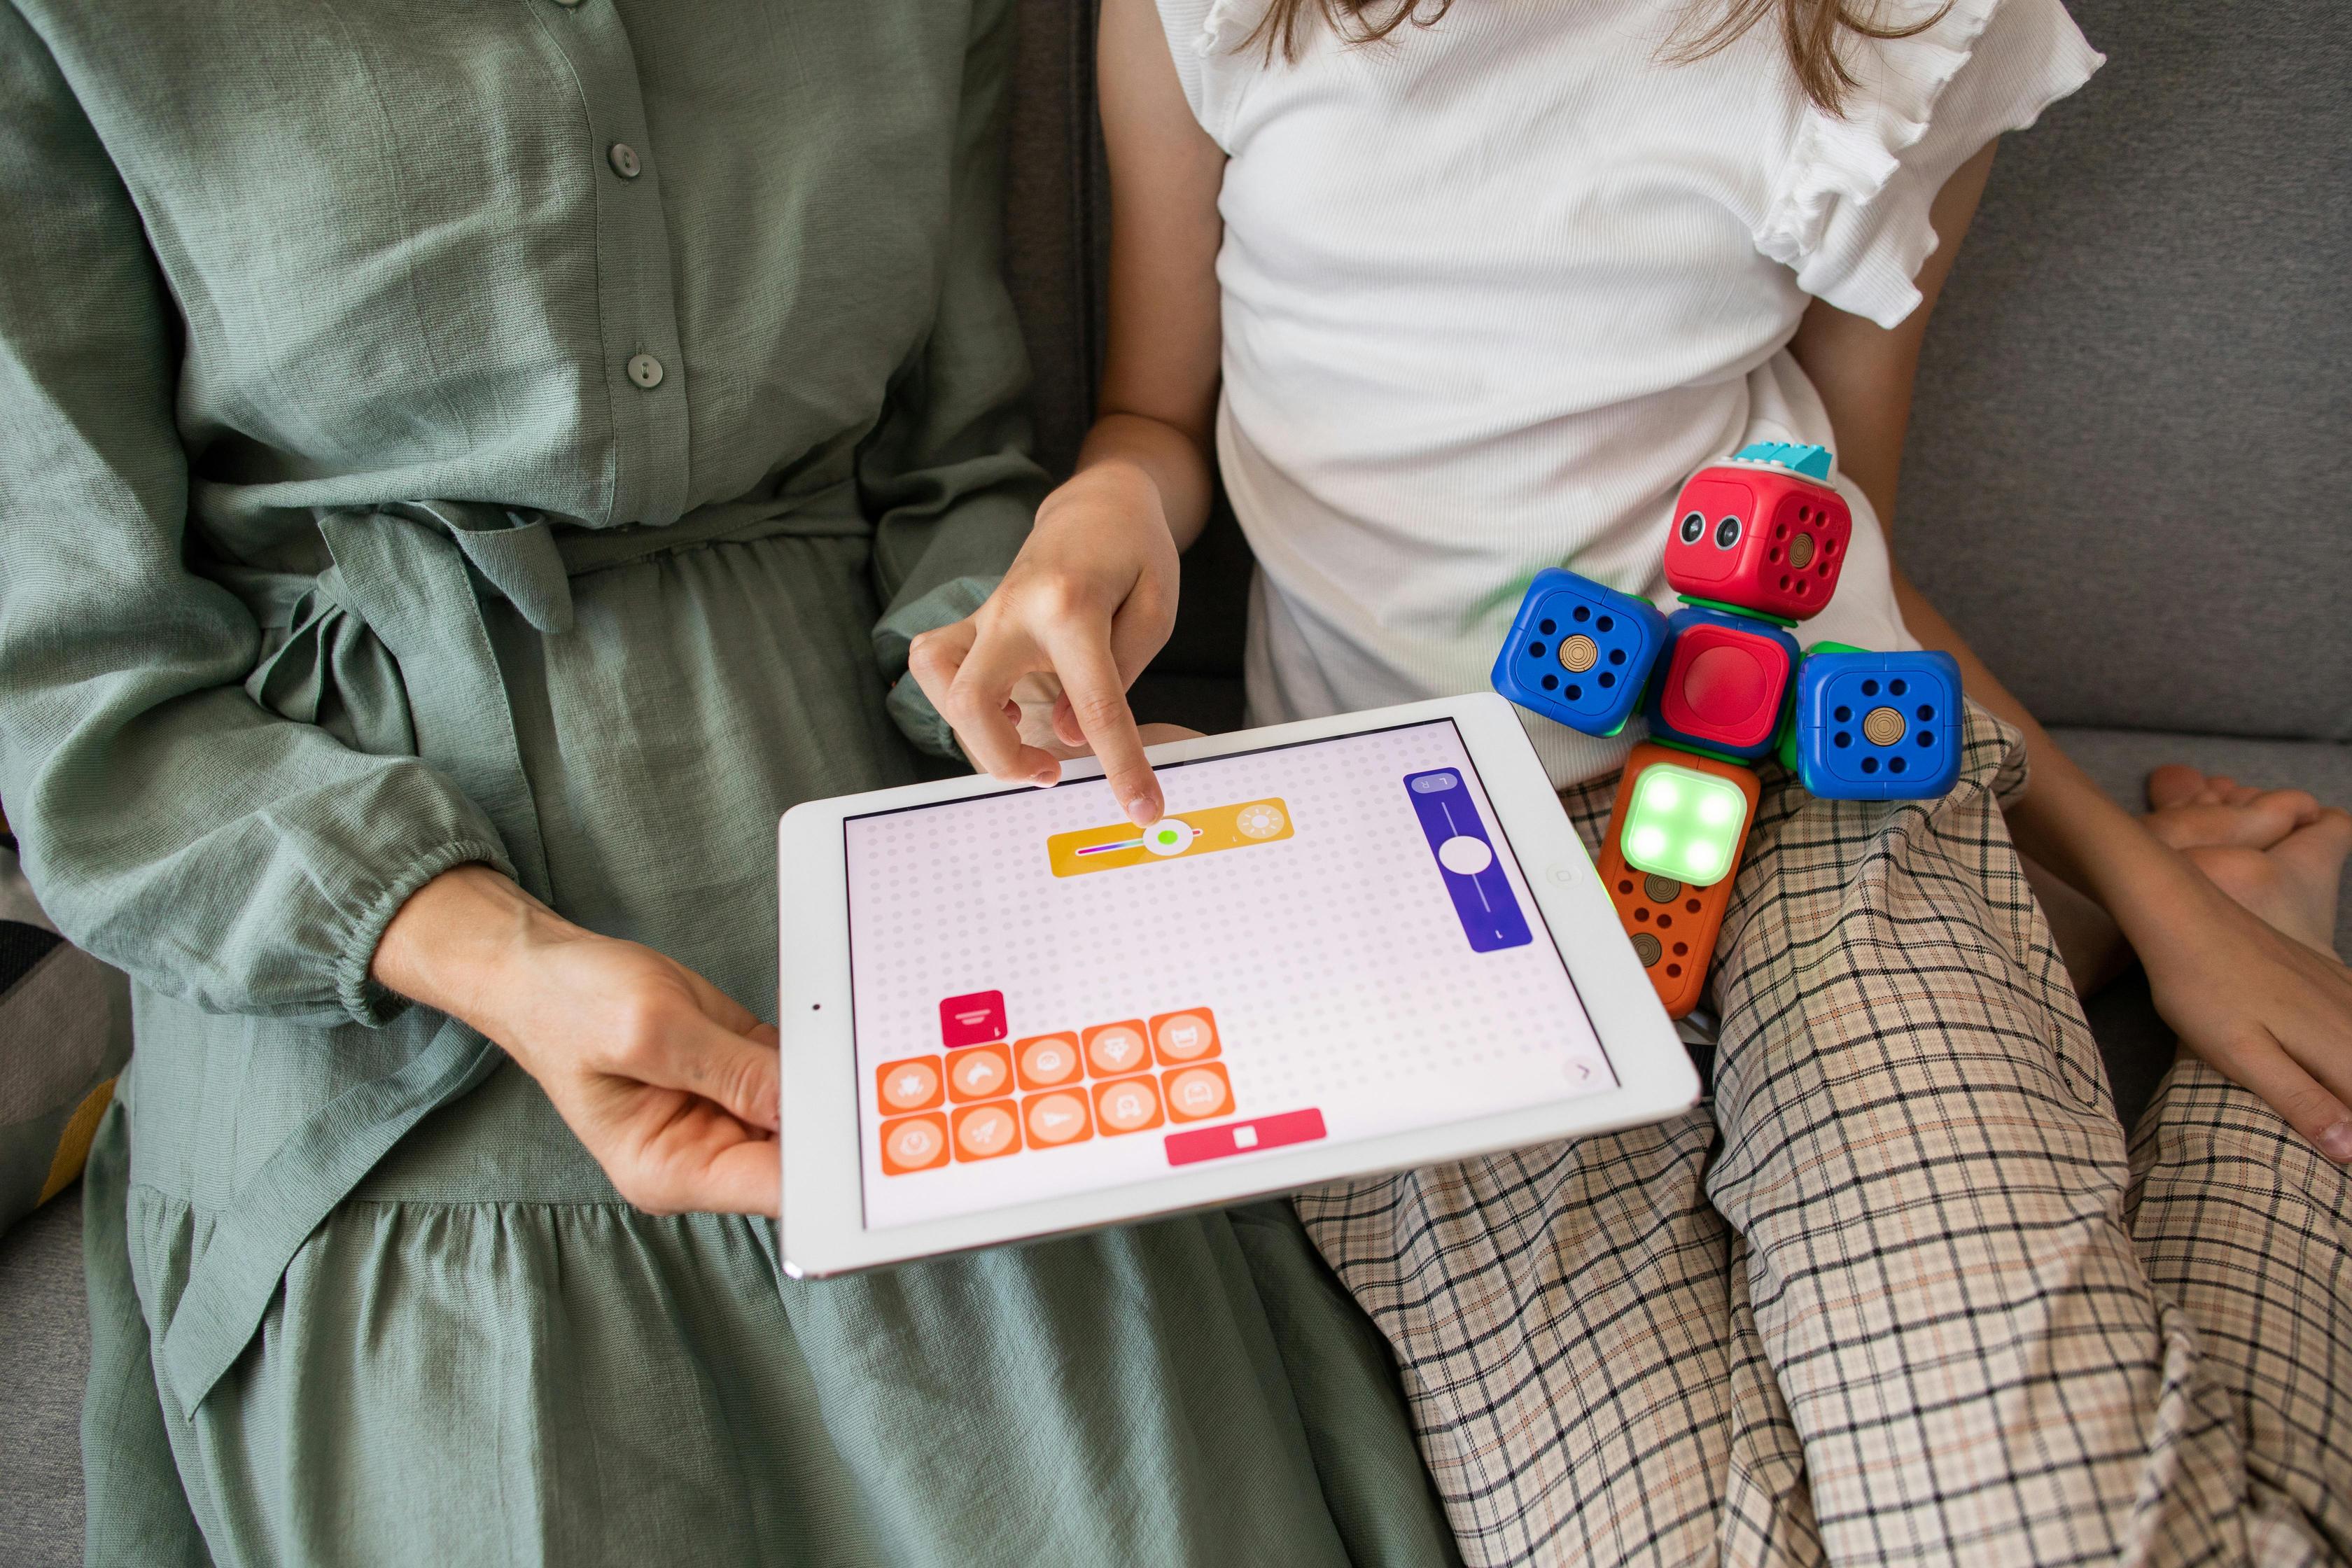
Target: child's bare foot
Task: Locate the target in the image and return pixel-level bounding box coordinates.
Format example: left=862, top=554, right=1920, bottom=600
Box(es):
left=2144, top=766, right=2349, bottom=958
left=2143, top=763, right=2323, bottom=852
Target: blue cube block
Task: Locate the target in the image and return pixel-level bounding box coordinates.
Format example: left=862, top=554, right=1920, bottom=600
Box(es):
left=1489, top=568, right=1669, bottom=737
left=1793, top=650, right=1963, bottom=799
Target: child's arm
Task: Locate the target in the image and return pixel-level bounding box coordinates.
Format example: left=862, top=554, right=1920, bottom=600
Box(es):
left=907, top=0, right=1224, bottom=828
left=1793, top=144, right=2352, bottom=1161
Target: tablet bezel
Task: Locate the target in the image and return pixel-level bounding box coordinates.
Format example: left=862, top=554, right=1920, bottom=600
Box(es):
left=776, top=693, right=1698, bottom=1277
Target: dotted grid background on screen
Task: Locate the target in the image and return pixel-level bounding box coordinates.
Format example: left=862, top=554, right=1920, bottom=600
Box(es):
left=843, top=720, right=1616, bottom=1230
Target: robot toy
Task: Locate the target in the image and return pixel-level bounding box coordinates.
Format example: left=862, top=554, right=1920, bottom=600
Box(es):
left=1492, top=442, right=1963, bottom=1017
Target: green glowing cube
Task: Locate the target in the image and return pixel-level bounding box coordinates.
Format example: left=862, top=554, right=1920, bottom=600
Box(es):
left=1618, top=764, right=1749, bottom=887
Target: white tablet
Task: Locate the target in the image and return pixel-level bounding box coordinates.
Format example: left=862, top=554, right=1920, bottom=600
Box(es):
left=775, top=693, right=1698, bottom=1277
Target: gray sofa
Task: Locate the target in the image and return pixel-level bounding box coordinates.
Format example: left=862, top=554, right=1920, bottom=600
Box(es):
left=4, top=0, right=2344, bottom=1560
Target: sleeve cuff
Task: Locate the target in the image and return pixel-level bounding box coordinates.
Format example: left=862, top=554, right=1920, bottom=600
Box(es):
left=874, top=572, right=1002, bottom=762
left=333, top=837, right=517, bottom=1029
left=1758, top=0, right=2104, bottom=328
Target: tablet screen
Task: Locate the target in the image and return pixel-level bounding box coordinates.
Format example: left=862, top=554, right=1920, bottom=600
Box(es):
left=841, top=718, right=1618, bottom=1230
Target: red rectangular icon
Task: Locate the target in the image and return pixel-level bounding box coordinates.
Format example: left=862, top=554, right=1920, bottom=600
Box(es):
left=1164, top=1109, right=1327, bottom=1166
left=938, top=990, right=1006, bottom=1048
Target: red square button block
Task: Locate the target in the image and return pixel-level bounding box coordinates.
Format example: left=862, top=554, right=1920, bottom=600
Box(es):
left=1647, top=608, right=1798, bottom=760
left=938, top=990, right=1005, bottom=1048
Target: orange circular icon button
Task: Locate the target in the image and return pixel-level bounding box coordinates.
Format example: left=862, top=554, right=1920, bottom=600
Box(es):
left=1083, top=1021, right=1149, bottom=1077
left=1093, top=1075, right=1163, bottom=1135
left=951, top=1102, right=1021, bottom=1161
left=879, top=1112, right=950, bottom=1175
left=946, top=1042, right=1013, bottom=1102
left=876, top=1056, right=944, bottom=1114
left=1015, top=1033, right=1082, bottom=1090
left=1023, top=1091, right=1094, bottom=1147
left=1163, top=1064, right=1233, bottom=1124
left=1150, top=1009, right=1219, bottom=1065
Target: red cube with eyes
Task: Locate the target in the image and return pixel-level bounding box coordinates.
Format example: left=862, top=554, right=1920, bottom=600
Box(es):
left=1662, top=463, right=1853, bottom=622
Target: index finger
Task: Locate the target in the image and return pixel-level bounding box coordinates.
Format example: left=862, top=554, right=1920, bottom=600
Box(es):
left=1040, top=617, right=1162, bottom=826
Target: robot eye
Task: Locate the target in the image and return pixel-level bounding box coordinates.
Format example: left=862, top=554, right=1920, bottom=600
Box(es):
left=1678, top=511, right=1706, bottom=545
left=1714, top=515, right=1742, bottom=550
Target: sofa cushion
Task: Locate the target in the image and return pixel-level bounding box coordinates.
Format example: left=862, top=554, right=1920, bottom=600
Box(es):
left=1896, top=0, right=2352, bottom=742
left=0, top=844, right=132, bottom=1238
left=0, top=1184, right=88, bottom=1568
left=1005, top=0, right=1102, bottom=479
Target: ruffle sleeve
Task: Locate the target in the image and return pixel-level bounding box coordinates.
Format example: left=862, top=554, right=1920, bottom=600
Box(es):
left=1156, top=0, right=1274, bottom=149
left=1757, top=0, right=2104, bottom=328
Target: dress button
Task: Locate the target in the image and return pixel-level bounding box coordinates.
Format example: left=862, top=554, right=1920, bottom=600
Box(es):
left=607, top=143, right=640, bottom=179
left=549, top=0, right=583, bottom=8
left=626, top=354, right=664, bottom=389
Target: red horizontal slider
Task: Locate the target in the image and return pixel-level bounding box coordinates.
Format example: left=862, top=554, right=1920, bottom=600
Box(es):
left=1164, top=1108, right=1326, bottom=1167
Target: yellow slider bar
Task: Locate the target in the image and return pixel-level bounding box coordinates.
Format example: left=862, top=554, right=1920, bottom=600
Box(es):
left=1048, top=798, right=1294, bottom=878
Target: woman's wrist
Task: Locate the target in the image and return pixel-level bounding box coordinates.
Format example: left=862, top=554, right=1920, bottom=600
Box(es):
left=370, top=862, right=583, bottom=1046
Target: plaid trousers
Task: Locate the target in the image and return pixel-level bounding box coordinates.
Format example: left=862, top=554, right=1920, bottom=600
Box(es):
left=1298, top=710, right=2352, bottom=1566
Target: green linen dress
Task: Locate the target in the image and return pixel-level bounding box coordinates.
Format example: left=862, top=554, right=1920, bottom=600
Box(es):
left=0, top=2, right=1460, bottom=1562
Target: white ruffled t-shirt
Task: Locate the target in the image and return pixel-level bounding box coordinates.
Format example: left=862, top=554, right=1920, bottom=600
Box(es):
left=1154, top=0, right=2103, bottom=787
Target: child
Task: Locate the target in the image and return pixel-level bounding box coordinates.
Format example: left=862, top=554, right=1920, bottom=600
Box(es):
left=913, top=0, right=2352, bottom=1560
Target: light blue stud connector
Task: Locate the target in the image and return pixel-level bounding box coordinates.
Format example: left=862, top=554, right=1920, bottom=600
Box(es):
left=1733, top=441, right=1834, bottom=482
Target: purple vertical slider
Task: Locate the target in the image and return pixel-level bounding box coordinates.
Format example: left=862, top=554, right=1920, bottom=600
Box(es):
left=1404, top=769, right=1531, bottom=953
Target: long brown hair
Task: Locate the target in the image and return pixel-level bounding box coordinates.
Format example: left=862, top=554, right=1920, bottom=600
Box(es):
left=1245, top=0, right=1949, bottom=115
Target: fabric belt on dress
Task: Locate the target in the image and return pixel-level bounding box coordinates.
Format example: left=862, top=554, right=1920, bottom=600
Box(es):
left=160, top=494, right=858, bottom=1414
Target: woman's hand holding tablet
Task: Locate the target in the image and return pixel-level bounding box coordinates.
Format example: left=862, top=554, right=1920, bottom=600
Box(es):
left=775, top=694, right=1699, bottom=1275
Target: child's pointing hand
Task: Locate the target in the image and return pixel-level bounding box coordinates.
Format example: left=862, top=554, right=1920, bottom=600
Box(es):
left=910, top=459, right=1182, bottom=827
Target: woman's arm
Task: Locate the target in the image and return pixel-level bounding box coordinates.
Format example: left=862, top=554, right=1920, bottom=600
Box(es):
left=909, top=0, right=1227, bottom=827
left=1793, top=144, right=2352, bottom=1162
left=372, top=865, right=783, bottom=1214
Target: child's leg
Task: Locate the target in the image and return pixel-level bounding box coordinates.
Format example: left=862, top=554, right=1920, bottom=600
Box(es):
left=1298, top=778, right=1823, bottom=1568
left=2126, top=1056, right=2352, bottom=1560
left=1297, top=1115, right=1821, bottom=1568
left=1706, top=707, right=2350, bottom=1564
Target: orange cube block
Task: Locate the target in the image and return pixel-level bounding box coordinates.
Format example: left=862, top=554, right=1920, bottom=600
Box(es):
left=1598, top=742, right=1760, bottom=1018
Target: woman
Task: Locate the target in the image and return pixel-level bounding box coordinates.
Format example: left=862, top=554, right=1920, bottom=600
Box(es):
left=0, top=3, right=1458, bottom=1562
left=913, top=0, right=2352, bottom=1562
